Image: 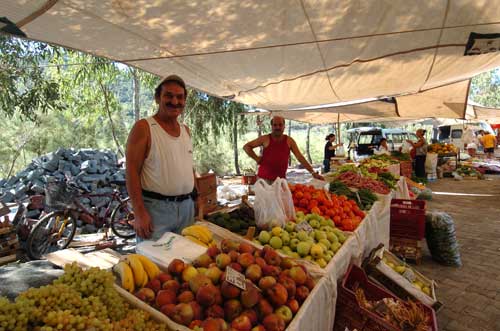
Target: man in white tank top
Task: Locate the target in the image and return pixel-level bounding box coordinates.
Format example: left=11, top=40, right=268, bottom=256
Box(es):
left=126, top=75, right=196, bottom=241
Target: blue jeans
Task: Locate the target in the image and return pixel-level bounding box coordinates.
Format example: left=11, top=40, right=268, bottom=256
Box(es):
left=323, top=159, right=330, bottom=173
left=137, top=196, right=195, bottom=243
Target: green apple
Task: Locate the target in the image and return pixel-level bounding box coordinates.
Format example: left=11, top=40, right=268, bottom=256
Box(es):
left=320, top=218, right=330, bottom=227
left=310, top=244, right=324, bottom=259
left=290, top=252, right=300, bottom=259
left=297, top=230, right=309, bottom=242
left=296, top=242, right=311, bottom=257
left=269, top=236, right=283, bottom=249
left=258, top=231, right=271, bottom=244
left=309, top=219, right=320, bottom=229
left=327, top=232, right=339, bottom=244
left=271, top=226, right=283, bottom=237
left=280, top=232, right=290, bottom=245
left=282, top=246, right=292, bottom=254
left=319, top=239, right=331, bottom=250
left=284, top=222, right=296, bottom=233
left=315, top=230, right=327, bottom=241
left=289, top=238, right=300, bottom=251
left=331, top=242, right=342, bottom=253
left=289, top=231, right=298, bottom=239
left=315, top=258, right=327, bottom=268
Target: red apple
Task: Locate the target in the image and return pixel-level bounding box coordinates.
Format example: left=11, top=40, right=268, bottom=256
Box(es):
left=189, top=274, right=212, bottom=293
left=168, top=258, right=186, bottom=276
left=241, top=309, right=258, bottom=326
left=160, top=303, right=176, bottom=317
left=264, top=249, right=281, bottom=266
left=216, top=253, right=232, bottom=270
left=135, top=287, right=155, bottom=303
left=251, top=326, right=266, bottom=331
left=237, top=253, right=255, bottom=269
left=231, top=315, right=252, bottom=331
left=190, top=301, right=204, bottom=321
left=279, top=276, right=296, bottom=299
left=177, top=290, right=195, bottom=303
left=156, top=289, right=177, bottom=307
left=245, top=264, right=262, bottom=283
left=221, top=280, right=241, bottom=299
left=256, top=298, right=273, bottom=318
left=224, top=299, right=243, bottom=321
left=189, top=320, right=203, bottom=329
left=288, top=266, right=307, bottom=285
left=207, top=245, right=221, bottom=258
left=228, top=250, right=240, bottom=262
left=262, top=313, right=286, bottom=331
left=262, top=265, right=281, bottom=278
left=304, top=276, right=315, bottom=291
left=205, top=304, right=225, bottom=319
left=171, top=303, right=194, bottom=326
left=202, top=318, right=229, bottom=331
left=157, top=272, right=173, bottom=284
left=295, top=285, right=310, bottom=303
left=280, top=257, right=296, bottom=269
left=221, top=239, right=240, bottom=253
left=145, top=278, right=162, bottom=293
left=162, top=279, right=180, bottom=294
left=286, top=298, right=300, bottom=314
left=240, top=283, right=261, bottom=308
left=275, top=305, right=293, bottom=324
left=254, top=257, right=267, bottom=269
left=194, top=253, right=214, bottom=268
left=258, top=276, right=277, bottom=290
left=196, top=283, right=219, bottom=307
left=228, top=262, right=243, bottom=273
left=266, top=283, right=288, bottom=307
left=239, top=242, right=255, bottom=255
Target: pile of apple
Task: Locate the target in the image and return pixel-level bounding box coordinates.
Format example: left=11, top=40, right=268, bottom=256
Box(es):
left=134, top=239, right=316, bottom=331
left=256, top=213, right=346, bottom=268
left=382, top=258, right=432, bottom=297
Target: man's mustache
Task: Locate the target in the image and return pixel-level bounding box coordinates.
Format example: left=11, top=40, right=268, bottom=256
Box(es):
left=165, top=103, right=183, bottom=109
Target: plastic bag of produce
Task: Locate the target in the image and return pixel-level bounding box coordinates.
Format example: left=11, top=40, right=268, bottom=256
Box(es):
left=425, top=153, right=438, bottom=175
left=425, top=212, right=462, bottom=267
left=253, top=178, right=289, bottom=229
left=417, top=188, right=433, bottom=200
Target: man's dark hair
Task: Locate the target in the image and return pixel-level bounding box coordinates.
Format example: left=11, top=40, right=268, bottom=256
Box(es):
left=155, top=75, right=187, bottom=99
left=325, top=133, right=335, bottom=141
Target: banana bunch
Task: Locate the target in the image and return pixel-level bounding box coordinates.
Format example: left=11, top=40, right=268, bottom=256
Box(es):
left=181, top=224, right=215, bottom=247
left=113, top=254, right=160, bottom=293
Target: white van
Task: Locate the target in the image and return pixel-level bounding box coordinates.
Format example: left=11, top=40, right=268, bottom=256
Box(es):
left=434, top=121, right=494, bottom=151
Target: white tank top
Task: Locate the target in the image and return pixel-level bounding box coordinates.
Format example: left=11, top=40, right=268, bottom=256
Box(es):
left=141, top=117, right=194, bottom=196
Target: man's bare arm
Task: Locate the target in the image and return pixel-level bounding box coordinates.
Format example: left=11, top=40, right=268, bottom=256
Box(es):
left=126, top=120, right=153, bottom=239
left=243, top=136, right=266, bottom=164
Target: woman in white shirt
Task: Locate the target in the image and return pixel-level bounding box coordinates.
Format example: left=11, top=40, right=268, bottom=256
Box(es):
left=374, top=138, right=390, bottom=155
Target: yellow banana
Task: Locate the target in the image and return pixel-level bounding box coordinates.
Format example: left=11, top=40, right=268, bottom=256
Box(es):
left=113, top=261, right=135, bottom=293
left=184, top=235, right=208, bottom=247
left=123, top=254, right=148, bottom=288
left=182, top=225, right=212, bottom=244
left=134, top=254, right=161, bottom=280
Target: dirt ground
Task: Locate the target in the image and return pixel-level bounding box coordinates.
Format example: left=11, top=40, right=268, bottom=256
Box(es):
left=417, top=176, right=500, bottom=331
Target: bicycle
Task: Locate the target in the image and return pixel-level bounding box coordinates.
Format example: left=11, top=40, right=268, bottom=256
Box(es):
left=26, top=181, right=135, bottom=259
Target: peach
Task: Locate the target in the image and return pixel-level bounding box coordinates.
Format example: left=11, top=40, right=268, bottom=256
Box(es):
left=207, top=245, right=221, bottom=258
left=280, top=276, right=296, bottom=299
left=229, top=262, right=243, bottom=273
left=254, top=257, right=267, bottom=269
left=182, top=265, right=199, bottom=283
left=205, top=266, right=223, bottom=284
left=160, top=303, right=176, bottom=317
left=286, top=298, right=300, bottom=314
left=262, top=265, right=280, bottom=278
left=228, top=250, right=240, bottom=262
left=241, top=309, right=258, bottom=327
left=157, top=272, right=173, bottom=284
left=280, top=257, right=296, bottom=269
left=190, top=301, right=204, bottom=321
left=304, top=276, right=316, bottom=291
left=155, top=289, right=177, bottom=307
left=251, top=325, right=266, bottom=331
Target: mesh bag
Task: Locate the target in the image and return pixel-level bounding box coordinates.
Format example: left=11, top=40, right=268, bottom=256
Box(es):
left=44, top=182, right=79, bottom=209
left=425, top=212, right=462, bottom=267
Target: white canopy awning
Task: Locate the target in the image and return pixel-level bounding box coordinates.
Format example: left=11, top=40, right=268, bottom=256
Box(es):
left=2, top=1, right=500, bottom=114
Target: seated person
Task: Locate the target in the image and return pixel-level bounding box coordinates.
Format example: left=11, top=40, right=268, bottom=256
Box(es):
left=466, top=143, right=477, bottom=157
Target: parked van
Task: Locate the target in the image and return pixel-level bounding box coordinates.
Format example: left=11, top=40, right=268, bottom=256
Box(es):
left=433, top=121, right=494, bottom=150
left=346, top=127, right=417, bottom=159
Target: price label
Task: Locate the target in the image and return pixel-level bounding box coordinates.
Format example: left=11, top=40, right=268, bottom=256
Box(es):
left=225, top=266, right=246, bottom=290
left=402, top=268, right=416, bottom=283
left=295, top=221, right=313, bottom=234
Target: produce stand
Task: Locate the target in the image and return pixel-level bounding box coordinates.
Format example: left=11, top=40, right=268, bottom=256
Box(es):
left=437, top=152, right=459, bottom=175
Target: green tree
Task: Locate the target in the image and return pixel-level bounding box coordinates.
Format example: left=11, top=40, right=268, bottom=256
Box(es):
left=470, top=68, right=500, bottom=107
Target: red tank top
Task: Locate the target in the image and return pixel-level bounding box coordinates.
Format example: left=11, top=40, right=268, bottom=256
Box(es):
left=257, top=135, right=290, bottom=180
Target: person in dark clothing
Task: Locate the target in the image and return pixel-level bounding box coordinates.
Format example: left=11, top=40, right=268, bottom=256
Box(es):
left=323, top=133, right=342, bottom=173
left=407, top=129, right=428, bottom=178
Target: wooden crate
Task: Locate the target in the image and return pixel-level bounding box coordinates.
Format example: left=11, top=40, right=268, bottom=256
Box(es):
left=195, top=173, right=217, bottom=196
left=389, top=236, right=424, bottom=265
left=0, top=225, right=18, bottom=265
left=196, top=191, right=218, bottom=217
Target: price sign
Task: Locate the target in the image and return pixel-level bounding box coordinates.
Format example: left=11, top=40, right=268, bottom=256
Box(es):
left=225, top=266, right=246, bottom=290
left=295, top=221, right=313, bottom=234
left=402, top=268, right=416, bottom=283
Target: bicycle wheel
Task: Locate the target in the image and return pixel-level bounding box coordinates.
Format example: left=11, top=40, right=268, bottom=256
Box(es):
left=27, top=211, right=77, bottom=259
left=110, top=198, right=135, bottom=239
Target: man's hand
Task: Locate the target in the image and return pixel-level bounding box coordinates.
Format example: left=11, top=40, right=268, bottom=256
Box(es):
left=134, top=210, right=154, bottom=239
left=312, top=172, right=324, bottom=180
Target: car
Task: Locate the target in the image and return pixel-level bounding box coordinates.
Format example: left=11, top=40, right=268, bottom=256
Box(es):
left=346, top=127, right=417, bottom=160
left=433, top=121, right=494, bottom=151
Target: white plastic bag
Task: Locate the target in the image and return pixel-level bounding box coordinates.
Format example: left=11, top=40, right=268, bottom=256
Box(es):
left=401, top=142, right=412, bottom=153
left=253, top=178, right=289, bottom=229
left=336, top=145, right=345, bottom=157
left=275, top=178, right=296, bottom=221
left=425, top=153, right=438, bottom=175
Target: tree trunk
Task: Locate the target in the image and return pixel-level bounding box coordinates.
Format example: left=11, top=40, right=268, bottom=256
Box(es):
left=132, top=69, right=141, bottom=122
left=233, top=113, right=241, bottom=175
left=306, top=123, right=312, bottom=163
left=257, top=115, right=262, bottom=137
left=99, top=81, right=125, bottom=157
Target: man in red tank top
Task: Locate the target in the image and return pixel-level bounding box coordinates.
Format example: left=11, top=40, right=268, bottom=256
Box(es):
left=243, top=116, right=324, bottom=182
